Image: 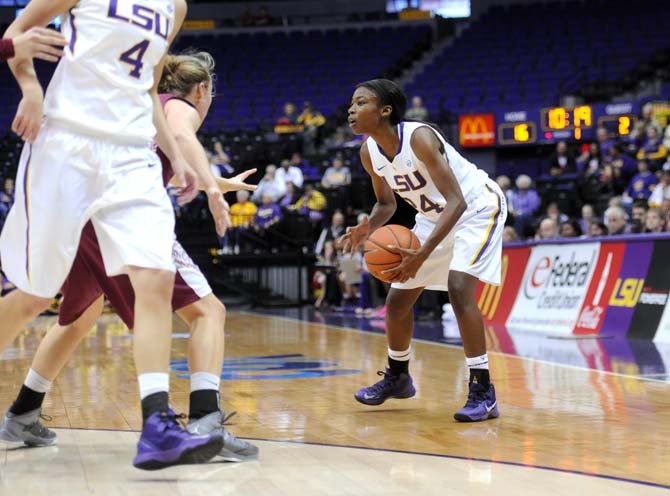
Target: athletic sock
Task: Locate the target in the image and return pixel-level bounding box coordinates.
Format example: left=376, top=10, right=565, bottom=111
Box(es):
left=189, top=372, right=221, bottom=419
left=388, top=346, right=411, bottom=376
left=466, top=354, right=490, bottom=388
left=9, top=368, right=52, bottom=415
left=138, top=373, right=169, bottom=424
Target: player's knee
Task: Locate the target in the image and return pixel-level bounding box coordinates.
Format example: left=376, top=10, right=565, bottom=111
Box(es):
left=447, top=276, right=472, bottom=310
left=386, top=292, right=413, bottom=317
left=131, top=269, right=174, bottom=301
left=202, top=296, right=226, bottom=324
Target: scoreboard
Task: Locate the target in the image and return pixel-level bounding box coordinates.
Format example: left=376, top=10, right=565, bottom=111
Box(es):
left=459, top=101, right=640, bottom=148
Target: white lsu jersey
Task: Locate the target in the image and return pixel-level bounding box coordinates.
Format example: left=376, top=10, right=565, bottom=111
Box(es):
left=367, top=121, right=488, bottom=222
left=43, top=0, right=175, bottom=144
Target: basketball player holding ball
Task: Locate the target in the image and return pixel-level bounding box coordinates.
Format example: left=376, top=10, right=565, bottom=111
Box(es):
left=339, top=79, right=507, bottom=422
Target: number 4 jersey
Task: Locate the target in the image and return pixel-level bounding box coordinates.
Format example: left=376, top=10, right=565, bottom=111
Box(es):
left=44, top=0, right=175, bottom=145
left=366, top=121, right=488, bottom=223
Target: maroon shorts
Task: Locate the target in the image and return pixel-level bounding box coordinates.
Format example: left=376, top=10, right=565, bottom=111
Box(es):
left=58, top=222, right=211, bottom=329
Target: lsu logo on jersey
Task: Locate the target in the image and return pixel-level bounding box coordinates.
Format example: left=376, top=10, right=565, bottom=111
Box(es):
left=108, top=0, right=170, bottom=40
left=392, top=171, right=427, bottom=192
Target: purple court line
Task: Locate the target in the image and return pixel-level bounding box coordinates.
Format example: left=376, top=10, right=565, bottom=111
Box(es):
left=51, top=427, right=669, bottom=490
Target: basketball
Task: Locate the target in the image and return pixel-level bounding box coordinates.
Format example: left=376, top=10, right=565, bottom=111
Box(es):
left=364, top=225, right=420, bottom=282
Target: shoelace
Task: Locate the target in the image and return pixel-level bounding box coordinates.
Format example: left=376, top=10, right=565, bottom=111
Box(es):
left=220, top=411, right=237, bottom=425
left=367, top=370, right=396, bottom=395
left=465, top=386, right=489, bottom=408
left=24, top=413, right=53, bottom=434
left=159, top=412, right=188, bottom=431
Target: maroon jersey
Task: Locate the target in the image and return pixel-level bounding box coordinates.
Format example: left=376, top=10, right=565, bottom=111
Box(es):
left=58, top=94, right=202, bottom=328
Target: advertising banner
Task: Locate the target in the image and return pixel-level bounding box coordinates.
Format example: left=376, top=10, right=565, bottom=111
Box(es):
left=458, top=113, right=495, bottom=147
left=506, top=243, right=600, bottom=333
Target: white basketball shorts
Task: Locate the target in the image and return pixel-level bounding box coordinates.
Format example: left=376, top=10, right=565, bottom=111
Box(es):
left=391, top=179, right=507, bottom=291
left=0, top=124, right=175, bottom=298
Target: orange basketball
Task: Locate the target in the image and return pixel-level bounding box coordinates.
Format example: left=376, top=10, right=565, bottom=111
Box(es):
left=364, top=224, right=420, bottom=282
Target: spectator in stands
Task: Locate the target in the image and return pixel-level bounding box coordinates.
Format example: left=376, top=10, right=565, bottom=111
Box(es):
left=588, top=221, right=607, bottom=237
left=252, top=164, right=286, bottom=203
left=502, top=226, right=518, bottom=243
left=1, top=178, right=14, bottom=211
left=321, top=157, right=352, bottom=212
left=548, top=141, right=576, bottom=177
left=630, top=201, right=648, bottom=233
left=637, top=126, right=668, bottom=170
left=223, top=190, right=257, bottom=254
left=623, top=159, right=658, bottom=203
left=625, top=120, right=647, bottom=156
left=604, top=143, right=637, bottom=194
left=559, top=219, right=582, bottom=238
left=641, top=102, right=662, bottom=135
left=276, top=102, right=298, bottom=126
left=313, top=240, right=341, bottom=309
left=254, top=6, right=273, bottom=26
left=535, top=217, right=559, bottom=240
left=546, top=201, right=569, bottom=225
left=315, top=211, right=346, bottom=256
left=604, top=206, right=631, bottom=235
left=252, top=192, right=282, bottom=251
left=596, top=127, right=615, bottom=158
left=496, top=175, right=512, bottom=200
left=278, top=181, right=300, bottom=211
left=405, top=96, right=429, bottom=121
left=290, top=151, right=318, bottom=180
left=297, top=101, right=326, bottom=155
left=648, top=165, right=670, bottom=209
left=276, top=158, right=304, bottom=190
left=643, top=208, right=665, bottom=233
left=209, top=141, right=235, bottom=177
left=576, top=142, right=602, bottom=176
left=294, top=183, right=326, bottom=225
left=507, top=174, right=540, bottom=238
left=578, top=204, right=595, bottom=234
left=240, top=7, right=255, bottom=26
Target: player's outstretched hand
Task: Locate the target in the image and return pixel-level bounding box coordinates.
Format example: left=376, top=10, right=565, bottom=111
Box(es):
left=381, top=246, right=427, bottom=283
left=218, top=168, right=258, bottom=193
left=207, top=190, right=231, bottom=237
left=12, top=86, right=43, bottom=143
left=13, top=27, right=67, bottom=62
left=172, top=160, right=199, bottom=205
left=337, top=215, right=370, bottom=254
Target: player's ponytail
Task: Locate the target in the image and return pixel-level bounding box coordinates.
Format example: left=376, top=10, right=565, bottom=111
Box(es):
left=158, top=51, right=216, bottom=97
left=356, top=78, right=406, bottom=125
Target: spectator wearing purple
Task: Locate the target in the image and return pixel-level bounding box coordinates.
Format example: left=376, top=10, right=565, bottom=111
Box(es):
left=253, top=192, right=282, bottom=251
left=604, top=143, right=637, bottom=194
left=624, top=159, right=658, bottom=202
left=0, top=178, right=14, bottom=211
left=276, top=158, right=304, bottom=190
left=548, top=141, right=576, bottom=177
left=637, top=126, right=668, bottom=170
left=507, top=174, right=541, bottom=237
left=596, top=127, right=616, bottom=158
left=291, top=152, right=319, bottom=181
left=278, top=181, right=300, bottom=211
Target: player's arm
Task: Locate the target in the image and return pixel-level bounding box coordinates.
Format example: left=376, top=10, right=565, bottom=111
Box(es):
left=339, top=142, right=396, bottom=253
left=5, top=0, right=76, bottom=143
left=151, top=0, right=198, bottom=204
left=411, top=127, right=466, bottom=258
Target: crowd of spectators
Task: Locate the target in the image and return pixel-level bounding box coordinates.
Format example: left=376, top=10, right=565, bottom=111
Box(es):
left=499, top=103, right=670, bottom=241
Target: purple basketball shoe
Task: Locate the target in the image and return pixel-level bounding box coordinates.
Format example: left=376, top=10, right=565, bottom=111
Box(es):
left=454, top=381, right=499, bottom=422
left=133, top=410, right=223, bottom=470
left=354, top=369, right=416, bottom=406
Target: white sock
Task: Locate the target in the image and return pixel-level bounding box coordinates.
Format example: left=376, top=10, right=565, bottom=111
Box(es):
left=190, top=372, right=220, bottom=392
left=25, top=368, right=52, bottom=393
left=388, top=346, right=411, bottom=361
left=137, top=373, right=169, bottom=400
left=466, top=354, right=489, bottom=370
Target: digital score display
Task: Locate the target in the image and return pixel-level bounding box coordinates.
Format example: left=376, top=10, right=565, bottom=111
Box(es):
left=489, top=101, right=641, bottom=146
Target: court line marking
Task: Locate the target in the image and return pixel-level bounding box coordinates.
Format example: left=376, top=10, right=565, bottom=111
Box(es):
left=43, top=427, right=670, bottom=491
left=238, top=310, right=670, bottom=384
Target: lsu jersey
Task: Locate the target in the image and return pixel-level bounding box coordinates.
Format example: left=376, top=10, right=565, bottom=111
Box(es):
left=366, top=121, right=488, bottom=222
left=43, top=0, right=175, bottom=144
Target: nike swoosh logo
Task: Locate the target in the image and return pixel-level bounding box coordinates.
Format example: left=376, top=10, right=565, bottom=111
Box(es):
left=377, top=165, right=388, bottom=171
left=476, top=206, right=486, bottom=214
left=363, top=393, right=377, bottom=400
left=485, top=401, right=497, bottom=413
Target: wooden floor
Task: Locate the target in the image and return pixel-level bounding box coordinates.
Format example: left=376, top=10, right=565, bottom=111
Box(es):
left=0, top=310, right=668, bottom=494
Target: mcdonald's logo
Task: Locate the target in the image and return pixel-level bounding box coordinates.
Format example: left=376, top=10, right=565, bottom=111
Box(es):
left=478, top=254, right=508, bottom=320
left=459, top=114, right=495, bottom=147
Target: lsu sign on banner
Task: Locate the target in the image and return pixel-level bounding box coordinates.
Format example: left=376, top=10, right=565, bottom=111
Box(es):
left=507, top=243, right=599, bottom=334
left=459, top=114, right=495, bottom=147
